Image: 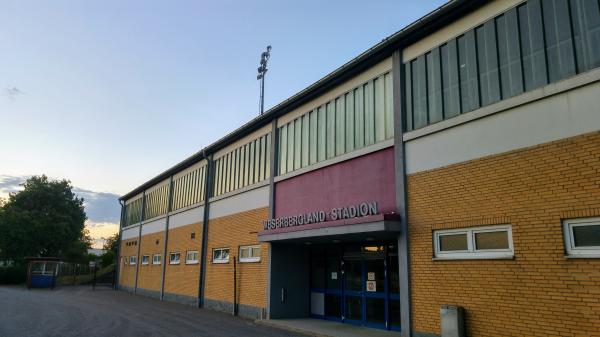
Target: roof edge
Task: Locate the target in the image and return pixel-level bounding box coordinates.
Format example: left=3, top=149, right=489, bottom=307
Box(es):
left=119, top=0, right=487, bottom=201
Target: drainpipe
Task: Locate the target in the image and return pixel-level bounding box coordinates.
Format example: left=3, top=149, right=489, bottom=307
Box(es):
left=160, top=176, right=174, bottom=300
left=392, top=49, right=412, bottom=337
left=266, top=119, right=278, bottom=319
left=115, top=200, right=125, bottom=290
left=133, top=191, right=146, bottom=294
left=198, top=151, right=214, bottom=308
left=233, top=256, right=237, bottom=316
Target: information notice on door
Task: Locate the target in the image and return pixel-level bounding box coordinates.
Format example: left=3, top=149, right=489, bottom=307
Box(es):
left=367, top=272, right=375, bottom=281
left=366, top=280, right=376, bottom=292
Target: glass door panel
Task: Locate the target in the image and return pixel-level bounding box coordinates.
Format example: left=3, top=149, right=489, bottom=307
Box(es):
left=364, top=258, right=386, bottom=328
left=343, top=259, right=363, bottom=324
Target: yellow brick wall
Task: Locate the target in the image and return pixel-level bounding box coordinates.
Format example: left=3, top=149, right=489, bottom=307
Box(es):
left=137, top=231, right=165, bottom=292
left=119, top=236, right=139, bottom=288
left=408, top=131, right=600, bottom=336
left=163, top=222, right=203, bottom=297
left=204, top=207, right=269, bottom=309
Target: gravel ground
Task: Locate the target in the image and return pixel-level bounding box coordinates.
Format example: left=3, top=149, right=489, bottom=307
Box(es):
left=0, top=285, right=308, bottom=337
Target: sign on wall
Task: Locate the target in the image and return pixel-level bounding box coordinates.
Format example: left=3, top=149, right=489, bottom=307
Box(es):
left=262, top=201, right=379, bottom=231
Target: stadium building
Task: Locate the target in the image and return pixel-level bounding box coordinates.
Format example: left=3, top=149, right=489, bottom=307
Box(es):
left=117, top=0, right=600, bottom=336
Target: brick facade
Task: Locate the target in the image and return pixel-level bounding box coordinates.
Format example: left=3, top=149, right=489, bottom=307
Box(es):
left=204, top=207, right=269, bottom=311
left=408, top=132, right=600, bottom=336
left=164, top=222, right=203, bottom=297
left=137, top=231, right=164, bottom=292
left=119, top=237, right=139, bottom=289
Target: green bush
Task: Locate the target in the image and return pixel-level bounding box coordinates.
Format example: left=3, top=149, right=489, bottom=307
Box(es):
left=100, top=251, right=115, bottom=268
left=0, top=264, right=27, bottom=284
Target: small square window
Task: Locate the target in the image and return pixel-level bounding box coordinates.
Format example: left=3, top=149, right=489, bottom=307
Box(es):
left=212, top=248, right=230, bottom=264
left=152, top=254, right=161, bottom=265
left=170, top=252, right=181, bottom=265
left=141, top=255, right=150, bottom=265
left=129, top=256, right=137, bottom=265
left=239, top=245, right=261, bottom=263
left=186, top=251, right=199, bottom=264
left=434, top=225, right=513, bottom=260
left=191, top=233, right=196, bottom=239
left=563, top=217, right=600, bottom=258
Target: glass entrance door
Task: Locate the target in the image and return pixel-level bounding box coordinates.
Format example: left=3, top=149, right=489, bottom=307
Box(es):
left=343, top=257, right=387, bottom=329
left=309, top=242, right=400, bottom=331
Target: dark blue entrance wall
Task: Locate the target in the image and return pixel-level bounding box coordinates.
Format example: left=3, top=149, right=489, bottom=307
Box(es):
left=268, top=243, right=310, bottom=319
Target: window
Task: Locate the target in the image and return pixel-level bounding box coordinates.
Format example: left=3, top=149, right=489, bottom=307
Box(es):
left=152, top=254, right=161, bottom=265
left=129, top=256, right=137, bottom=265
left=239, top=245, right=261, bottom=263
left=212, top=248, right=230, bottom=264
left=563, top=217, right=600, bottom=257
left=123, top=257, right=128, bottom=265
left=169, top=252, right=181, bottom=265
left=404, top=0, right=600, bottom=132
left=141, top=255, right=150, bottom=265
left=186, top=251, right=199, bottom=264
left=434, top=225, right=513, bottom=259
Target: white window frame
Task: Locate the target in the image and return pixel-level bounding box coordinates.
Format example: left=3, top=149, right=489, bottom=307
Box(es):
left=129, top=256, right=137, bottom=265
left=434, top=225, right=514, bottom=260
left=186, top=250, right=199, bottom=264
left=563, top=217, right=600, bottom=258
left=212, top=248, right=230, bottom=264
left=169, top=252, right=181, bottom=265
left=141, top=255, right=150, bottom=265
left=239, top=245, right=261, bottom=263
left=152, top=254, right=162, bottom=265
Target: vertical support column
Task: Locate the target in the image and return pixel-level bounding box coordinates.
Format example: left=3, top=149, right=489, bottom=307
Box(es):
left=266, top=118, right=279, bottom=318
left=160, top=176, right=174, bottom=300
left=392, top=49, right=412, bottom=337
left=133, top=191, right=146, bottom=294
left=115, top=201, right=125, bottom=290
left=199, top=153, right=215, bottom=308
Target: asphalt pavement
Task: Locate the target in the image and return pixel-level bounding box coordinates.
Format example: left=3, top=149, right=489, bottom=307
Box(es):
left=0, top=285, right=308, bottom=337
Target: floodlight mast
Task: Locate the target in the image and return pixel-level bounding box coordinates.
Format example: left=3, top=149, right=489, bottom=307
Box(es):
left=257, top=45, right=271, bottom=115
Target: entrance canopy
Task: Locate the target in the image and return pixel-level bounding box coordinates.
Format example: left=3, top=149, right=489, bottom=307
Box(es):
left=258, top=213, right=401, bottom=244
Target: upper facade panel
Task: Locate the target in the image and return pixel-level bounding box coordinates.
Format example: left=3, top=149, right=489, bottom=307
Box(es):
left=403, top=0, right=600, bottom=132
left=277, top=58, right=393, bottom=176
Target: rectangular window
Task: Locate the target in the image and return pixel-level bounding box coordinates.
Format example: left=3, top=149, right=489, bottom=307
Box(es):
left=519, top=0, right=548, bottom=91
left=186, top=250, right=199, bottom=264
left=212, top=248, right=230, bottom=264
left=169, top=252, right=181, bottom=265
left=440, top=40, right=461, bottom=118
left=152, top=254, right=161, bottom=265
left=123, top=257, right=128, bottom=265
left=129, top=256, right=137, bottom=265
left=563, top=217, right=600, bottom=257
left=434, top=225, right=513, bottom=259
left=141, top=255, right=150, bottom=265
left=239, top=245, right=261, bottom=263
left=458, top=30, right=480, bottom=113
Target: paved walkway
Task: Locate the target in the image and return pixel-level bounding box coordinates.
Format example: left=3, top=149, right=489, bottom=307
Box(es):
left=0, top=286, right=306, bottom=337
left=259, top=319, right=400, bottom=337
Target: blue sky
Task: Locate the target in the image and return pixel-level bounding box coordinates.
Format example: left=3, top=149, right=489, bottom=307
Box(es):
left=0, top=0, right=446, bottom=246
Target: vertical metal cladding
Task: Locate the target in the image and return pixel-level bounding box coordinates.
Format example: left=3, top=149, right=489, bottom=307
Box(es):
left=278, top=72, right=394, bottom=176
left=404, top=0, right=600, bottom=131
left=212, top=133, right=271, bottom=197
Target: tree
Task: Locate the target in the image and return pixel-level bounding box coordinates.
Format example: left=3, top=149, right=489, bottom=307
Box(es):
left=100, top=233, right=119, bottom=267
left=0, top=175, right=89, bottom=261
